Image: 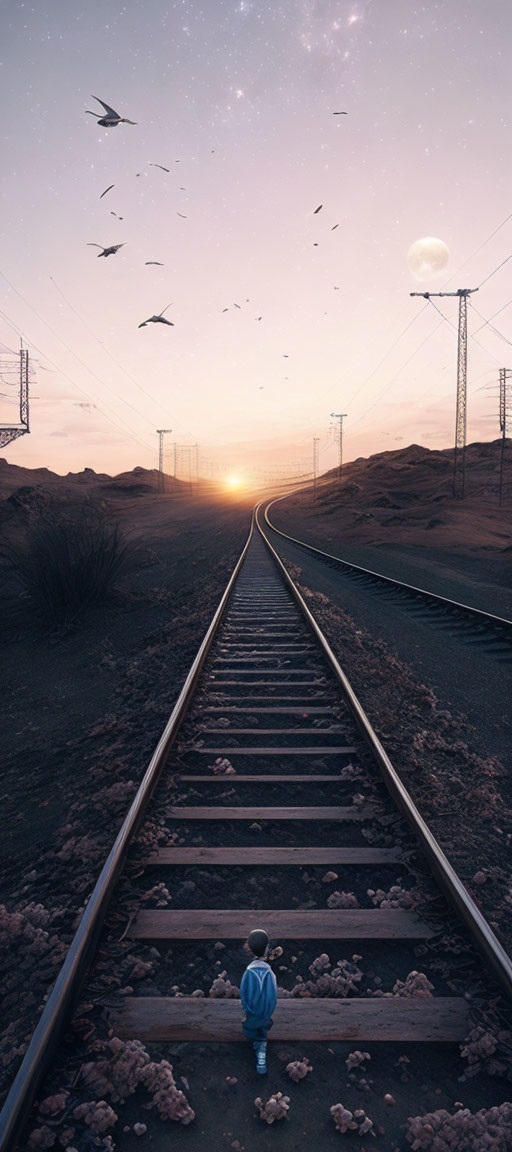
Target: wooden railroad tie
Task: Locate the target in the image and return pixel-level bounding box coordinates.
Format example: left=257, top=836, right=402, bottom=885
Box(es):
left=149, top=846, right=405, bottom=865
left=130, top=908, right=433, bottom=939
left=110, top=996, right=470, bottom=1044
left=165, top=805, right=370, bottom=820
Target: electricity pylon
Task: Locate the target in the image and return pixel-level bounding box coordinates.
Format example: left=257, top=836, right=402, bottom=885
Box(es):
left=156, top=428, right=172, bottom=492
left=499, top=368, right=511, bottom=507
left=330, top=412, right=347, bottom=480
left=313, top=437, right=319, bottom=500
left=410, top=287, right=478, bottom=498
left=0, top=348, right=30, bottom=449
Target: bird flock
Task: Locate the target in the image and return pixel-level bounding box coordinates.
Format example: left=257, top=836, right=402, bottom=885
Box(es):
left=85, top=96, right=347, bottom=333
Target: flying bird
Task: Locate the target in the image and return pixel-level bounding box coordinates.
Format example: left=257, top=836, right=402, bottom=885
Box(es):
left=255, top=316, right=262, bottom=321
left=233, top=303, right=241, bottom=309
left=138, top=305, right=174, bottom=328
left=110, top=211, right=123, bottom=219
left=87, top=243, right=125, bottom=257
left=85, top=96, right=137, bottom=127
left=313, top=204, right=323, bottom=214
left=149, top=163, right=170, bottom=172
left=100, top=184, right=115, bottom=199
left=331, top=224, right=339, bottom=231
left=222, top=308, right=229, bottom=312
left=145, top=261, right=164, bottom=266
left=333, top=111, right=348, bottom=115
left=177, top=212, right=187, bottom=218
left=283, top=354, right=289, bottom=358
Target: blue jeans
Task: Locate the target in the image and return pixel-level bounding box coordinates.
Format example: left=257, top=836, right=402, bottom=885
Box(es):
left=242, top=1013, right=274, bottom=1043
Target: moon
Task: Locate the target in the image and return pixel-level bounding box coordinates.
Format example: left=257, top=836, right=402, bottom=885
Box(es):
left=407, top=237, right=450, bottom=282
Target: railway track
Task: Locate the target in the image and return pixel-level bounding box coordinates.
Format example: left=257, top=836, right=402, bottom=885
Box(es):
left=263, top=496, right=512, bottom=652
left=2, top=507, right=512, bottom=1149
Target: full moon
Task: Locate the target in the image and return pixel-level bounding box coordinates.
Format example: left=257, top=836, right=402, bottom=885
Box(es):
left=407, top=237, right=450, bottom=282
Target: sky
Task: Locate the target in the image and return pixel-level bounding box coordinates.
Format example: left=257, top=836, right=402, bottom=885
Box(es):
left=0, top=0, right=511, bottom=483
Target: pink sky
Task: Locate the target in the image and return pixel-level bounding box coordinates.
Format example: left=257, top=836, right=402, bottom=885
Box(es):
left=1, top=0, right=510, bottom=482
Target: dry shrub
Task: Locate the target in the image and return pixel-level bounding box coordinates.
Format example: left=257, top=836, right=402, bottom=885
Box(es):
left=3, top=502, right=134, bottom=622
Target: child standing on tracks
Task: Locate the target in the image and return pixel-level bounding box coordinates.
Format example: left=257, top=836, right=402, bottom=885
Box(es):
left=240, top=928, right=277, bottom=1075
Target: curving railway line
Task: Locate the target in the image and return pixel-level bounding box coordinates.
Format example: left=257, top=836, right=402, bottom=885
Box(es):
left=263, top=495, right=512, bottom=652
left=1, top=506, right=512, bottom=1149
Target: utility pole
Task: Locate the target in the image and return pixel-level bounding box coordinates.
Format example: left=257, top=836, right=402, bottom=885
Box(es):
left=313, top=437, right=319, bottom=501
left=330, top=412, right=347, bottom=480
left=156, top=428, right=172, bottom=493
left=410, top=287, right=478, bottom=498
left=499, top=368, right=511, bottom=507
left=0, top=347, right=30, bottom=450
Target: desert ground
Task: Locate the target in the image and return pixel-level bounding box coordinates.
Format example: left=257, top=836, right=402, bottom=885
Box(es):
left=1, top=445, right=512, bottom=1150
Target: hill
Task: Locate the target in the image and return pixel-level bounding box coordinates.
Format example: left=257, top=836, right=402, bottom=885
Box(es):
left=270, top=439, right=512, bottom=611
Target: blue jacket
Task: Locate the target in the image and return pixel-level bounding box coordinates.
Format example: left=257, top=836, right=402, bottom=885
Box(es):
left=240, top=959, right=277, bottom=1022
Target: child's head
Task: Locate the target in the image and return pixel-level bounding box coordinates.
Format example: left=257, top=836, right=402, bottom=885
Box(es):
left=247, top=928, right=269, bottom=958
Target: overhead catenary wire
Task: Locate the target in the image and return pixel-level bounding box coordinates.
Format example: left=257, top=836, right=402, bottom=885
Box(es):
left=477, top=252, right=512, bottom=291
left=426, top=297, right=502, bottom=366
left=350, top=316, right=446, bottom=427
left=440, top=210, right=512, bottom=288
left=0, top=306, right=156, bottom=458
left=469, top=302, right=512, bottom=348
left=347, top=210, right=512, bottom=411
left=472, top=296, right=512, bottom=336
left=0, top=268, right=166, bottom=436
left=49, top=275, right=179, bottom=429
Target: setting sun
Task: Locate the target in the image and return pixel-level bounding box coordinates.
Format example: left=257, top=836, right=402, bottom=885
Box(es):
left=226, top=474, right=242, bottom=489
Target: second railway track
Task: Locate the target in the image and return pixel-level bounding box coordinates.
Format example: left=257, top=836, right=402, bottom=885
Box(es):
left=2, top=507, right=512, bottom=1150
left=263, top=495, right=512, bottom=654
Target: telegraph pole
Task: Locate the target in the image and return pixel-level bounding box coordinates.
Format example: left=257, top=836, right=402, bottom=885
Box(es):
left=330, top=412, right=347, bottom=480
left=410, top=287, right=478, bottom=498
left=313, top=437, right=319, bottom=500
left=156, top=428, right=172, bottom=493
left=499, top=368, right=511, bottom=507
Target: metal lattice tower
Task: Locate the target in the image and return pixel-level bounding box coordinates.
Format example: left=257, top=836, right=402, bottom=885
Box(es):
left=174, top=443, right=199, bottom=487
left=330, top=412, right=347, bottom=480
left=313, top=436, right=319, bottom=500
left=156, top=429, right=172, bottom=492
left=410, top=287, right=478, bottom=498
left=0, top=348, right=30, bottom=449
left=499, top=368, right=511, bottom=507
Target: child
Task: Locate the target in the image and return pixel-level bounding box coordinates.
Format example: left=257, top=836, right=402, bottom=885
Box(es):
left=240, top=928, right=277, bottom=1075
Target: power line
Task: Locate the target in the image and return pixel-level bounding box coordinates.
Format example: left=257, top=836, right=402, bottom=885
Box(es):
left=441, top=210, right=512, bottom=288
left=346, top=305, right=429, bottom=407
left=49, top=275, right=177, bottom=427
left=350, top=317, right=446, bottom=427
left=468, top=301, right=512, bottom=348
left=0, top=305, right=156, bottom=457
left=477, top=252, right=512, bottom=290
left=427, top=297, right=501, bottom=365
left=472, top=295, right=512, bottom=335
left=347, top=211, right=512, bottom=410
left=0, top=269, right=161, bottom=435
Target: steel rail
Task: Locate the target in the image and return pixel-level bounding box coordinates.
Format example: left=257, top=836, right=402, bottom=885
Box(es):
left=264, top=494, right=512, bottom=635
left=0, top=516, right=255, bottom=1152
left=255, top=502, right=512, bottom=999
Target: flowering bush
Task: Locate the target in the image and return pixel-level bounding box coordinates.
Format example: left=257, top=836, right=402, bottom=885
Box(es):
left=255, top=1092, right=290, bottom=1123
left=286, top=1057, right=313, bottom=1082
left=406, top=1102, right=512, bottom=1150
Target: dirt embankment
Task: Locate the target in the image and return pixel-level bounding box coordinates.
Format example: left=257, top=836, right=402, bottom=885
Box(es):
left=271, top=440, right=512, bottom=616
